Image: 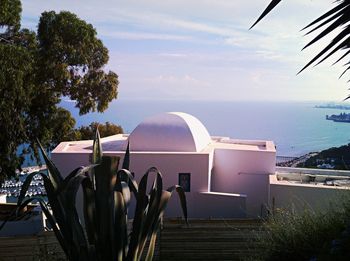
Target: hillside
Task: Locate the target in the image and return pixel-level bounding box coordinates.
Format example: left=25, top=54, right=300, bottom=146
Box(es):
left=297, top=144, right=350, bottom=170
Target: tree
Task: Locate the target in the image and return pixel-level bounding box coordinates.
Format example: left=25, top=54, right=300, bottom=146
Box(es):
left=0, top=0, right=119, bottom=182
left=251, top=0, right=350, bottom=96
left=75, top=122, right=124, bottom=141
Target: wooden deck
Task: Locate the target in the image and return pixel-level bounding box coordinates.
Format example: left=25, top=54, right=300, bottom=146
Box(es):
left=0, top=219, right=263, bottom=260
left=0, top=231, right=65, bottom=260
left=159, top=219, right=263, bottom=261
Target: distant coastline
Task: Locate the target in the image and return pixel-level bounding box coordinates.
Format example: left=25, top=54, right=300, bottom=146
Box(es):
left=279, top=143, right=350, bottom=170
left=277, top=152, right=318, bottom=168
left=315, top=104, right=350, bottom=110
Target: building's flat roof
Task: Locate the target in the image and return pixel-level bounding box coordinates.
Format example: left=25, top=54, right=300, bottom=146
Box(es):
left=276, top=166, right=350, bottom=176
left=270, top=175, right=350, bottom=190
left=201, top=191, right=247, bottom=198
left=53, top=134, right=127, bottom=153
left=271, top=167, right=350, bottom=189
left=52, top=135, right=276, bottom=154
left=204, top=139, right=275, bottom=153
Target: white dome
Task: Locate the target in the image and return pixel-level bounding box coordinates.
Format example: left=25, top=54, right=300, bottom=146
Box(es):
left=129, top=112, right=211, bottom=152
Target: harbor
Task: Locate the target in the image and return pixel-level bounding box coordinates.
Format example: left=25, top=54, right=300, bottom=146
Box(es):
left=0, top=165, right=47, bottom=203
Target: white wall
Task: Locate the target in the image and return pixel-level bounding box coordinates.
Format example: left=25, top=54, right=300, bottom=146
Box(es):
left=51, top=152, right=90, bottom=178
left=270, top=175, right=350, bottom=212
left=211, top=149, right=275, bottom=217
left=0, top=195, right=6, bottom=203
left=52, top=148, right=274, bottom=219
left=53, top=151, right=225, bottom=218
left=110, top=152, right=212, bottom=218
left=197, top=192, right=246, bottom=218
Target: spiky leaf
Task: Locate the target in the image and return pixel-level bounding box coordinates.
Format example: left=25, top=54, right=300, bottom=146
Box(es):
left=92, top=128, right=102, bottom=164
left=17, top=171, right=39, bottom=207
left=37, top=139, right=63, bottom=191
left=94, top=155, right=120, bottom=260
left=82, top=177, right=97, bottom=245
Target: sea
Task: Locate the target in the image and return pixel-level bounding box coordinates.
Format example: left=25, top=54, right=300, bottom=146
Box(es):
left=60, top=99, right=350, bottom=157
left=19, top=99, right=350, bottom=166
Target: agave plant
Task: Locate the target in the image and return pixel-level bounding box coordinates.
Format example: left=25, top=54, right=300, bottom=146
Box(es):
left=1, top=129, right=187, bottom=261
left=251, top=0, right=350, bottom=97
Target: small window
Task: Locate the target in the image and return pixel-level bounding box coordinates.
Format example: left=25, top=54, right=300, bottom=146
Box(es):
left=178, top=173, right=191, bottom=192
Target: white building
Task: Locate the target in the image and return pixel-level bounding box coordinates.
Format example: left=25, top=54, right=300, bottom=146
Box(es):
left=52, top=112, right=276, bottom=218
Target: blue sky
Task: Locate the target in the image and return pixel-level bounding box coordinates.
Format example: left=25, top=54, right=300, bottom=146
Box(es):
left=21, top=0, right=349, bottom=101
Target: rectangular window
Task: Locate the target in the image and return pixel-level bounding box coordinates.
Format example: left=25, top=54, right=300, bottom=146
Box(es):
left=178, top=173, right=191, bottom=192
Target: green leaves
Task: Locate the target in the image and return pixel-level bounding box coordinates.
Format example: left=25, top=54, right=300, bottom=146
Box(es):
left=37, top=138, right=63, bottom=191
left=94, top=156, right=120, bottom=260
left=75, top=121, right=123, bottom=141
left=0, top=41, right=36, bottom=182
left=122, top=142, right=130, bottom=170
left=0, top=4, right=118, bottom=181
left=92, top=128, right=103, bottom=164
left=0, top=0, right=22, bottom=34
left=37, top=11, right=119, bottom=114
left=2, top=131, right=187, bottom=261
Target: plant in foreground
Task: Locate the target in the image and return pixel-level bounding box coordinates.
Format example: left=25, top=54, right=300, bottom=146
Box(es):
left=250, top=196, right=350, bottom=261
left=1, top=130, right=187, bottom=261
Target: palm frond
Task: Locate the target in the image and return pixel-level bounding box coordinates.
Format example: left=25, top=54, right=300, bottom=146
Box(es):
left=250, top=0, right=282, bottom=29
left=253, top=0, right=350, bottom=87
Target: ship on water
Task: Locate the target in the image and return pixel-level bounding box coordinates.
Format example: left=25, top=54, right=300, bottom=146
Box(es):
left=326, top=112, right=350, bottom=123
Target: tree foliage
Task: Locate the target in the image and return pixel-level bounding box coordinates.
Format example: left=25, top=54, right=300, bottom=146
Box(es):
left=75, top=122, right=124, bottom=141
left=252, top=0, right=350, bottom=96
left=0, top=0, right=21, bottom=34
left=298, top=143, right=350, bottom=170
left=0, top=0, right=119, bottom=182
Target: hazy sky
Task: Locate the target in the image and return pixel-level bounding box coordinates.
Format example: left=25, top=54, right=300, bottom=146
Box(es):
left=21, top=0, right=349, bottom=101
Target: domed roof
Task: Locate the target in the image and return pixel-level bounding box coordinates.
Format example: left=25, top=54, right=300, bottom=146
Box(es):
left=129, top=112, right=211, bottom=152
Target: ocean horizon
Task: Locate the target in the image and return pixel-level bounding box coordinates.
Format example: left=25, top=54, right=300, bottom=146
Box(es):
left=61, top=99, right=350, bottom=155
left=20, top=99, right=350, bottom=166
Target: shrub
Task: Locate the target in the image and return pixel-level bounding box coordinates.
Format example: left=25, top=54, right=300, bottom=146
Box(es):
left=1, top=129, right=187, bottom=261
left=252, top=196, right=350, bottom=261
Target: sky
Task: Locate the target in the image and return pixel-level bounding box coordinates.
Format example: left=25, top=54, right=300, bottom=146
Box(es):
left=20, top=0, right=350, bottom=101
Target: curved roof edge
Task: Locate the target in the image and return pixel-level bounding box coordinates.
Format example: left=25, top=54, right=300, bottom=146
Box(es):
left=129, top=112, right=211, bottom=152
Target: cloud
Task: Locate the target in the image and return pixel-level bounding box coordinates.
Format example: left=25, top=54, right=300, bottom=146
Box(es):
left=145, top=75, right=211, bottom=88
left=158, top=53, right=188, bottom=58
left=99, top=31, right=193, bottom=41
left=254, top=50, right=283, bottom=61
